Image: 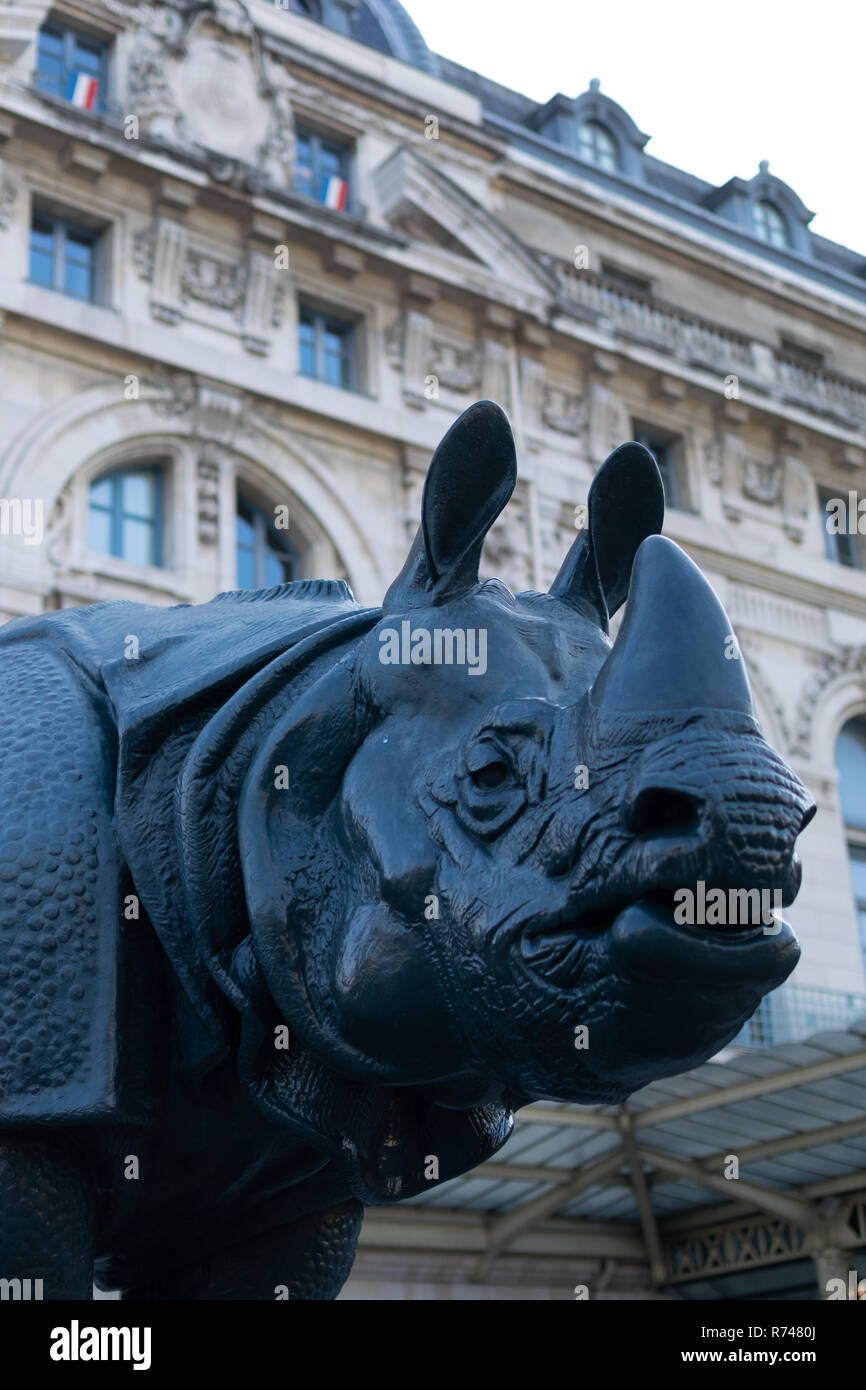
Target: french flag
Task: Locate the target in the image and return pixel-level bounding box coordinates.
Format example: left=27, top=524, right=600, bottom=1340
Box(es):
left=66, top=72, right=100, bottom=111
left=321, top=176, right=349, bottom=212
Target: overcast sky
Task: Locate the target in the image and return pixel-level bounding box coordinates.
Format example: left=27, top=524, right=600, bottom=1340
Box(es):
left=401, top=0, right=863, bottom=253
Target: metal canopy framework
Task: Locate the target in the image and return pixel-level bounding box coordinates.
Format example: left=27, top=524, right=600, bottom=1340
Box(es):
left=352, top=1020, right=866, bottom=1298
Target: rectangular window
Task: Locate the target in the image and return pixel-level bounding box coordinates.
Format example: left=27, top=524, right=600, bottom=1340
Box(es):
left=298, top=306, right=357, bottom=390
left=36, top=21, right=108, bottom=112
left=780, top=337, right=826, bottom=370
left=848, top=845, right=866, bottom=960
left=29, top=210, right=101, bottom=302
left=601, top=260, right=653, bottom=296
left=293, top=127, right=352, bottom=211
left=88, top=468, right=163, bottom=567
left=633, top=427, right=687, bottom=511
left=820, top=487, right=865, bottom=569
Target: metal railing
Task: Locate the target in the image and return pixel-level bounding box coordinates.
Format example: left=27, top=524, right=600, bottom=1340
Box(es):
left=736, top=983, right=866, bottom=1048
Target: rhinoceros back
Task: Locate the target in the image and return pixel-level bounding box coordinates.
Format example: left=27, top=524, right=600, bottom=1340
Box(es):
left=0, top=633, right=161, bottom=1124
left=0, top=580, right=373, bottom=1127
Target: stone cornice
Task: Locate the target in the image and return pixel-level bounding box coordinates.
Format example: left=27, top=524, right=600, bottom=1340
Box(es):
left=499, top=157, right=866, bottom=336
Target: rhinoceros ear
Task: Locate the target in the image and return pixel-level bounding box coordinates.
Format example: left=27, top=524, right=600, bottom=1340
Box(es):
left=550, top=442, right=664, bottom=629
left=384, top=400, right=517, bottom=610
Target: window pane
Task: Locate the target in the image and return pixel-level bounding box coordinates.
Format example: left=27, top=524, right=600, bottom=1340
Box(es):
left=265, top=549, right=291, bottom=586
left=324, top=324, right=352, bottom=388
left=635, top=433, right=677, bottom=508
left=237, top=544, right=257, bottom=589
left=30, top=247, right=55, bottom=287
left=836, top=720, right=866, bottom=830
left=299, top=318, right=317, bottom=376
left=87, top=506, right=113, bottom=556
left=238, top=494, right=297, bottom=588
left=294, top=134, right=315, bottom=197
left=64, top=256, right=93, bottom=300
left=89, top=476, right=114, bottom=508
left=73, top=39, right=103, bottom=76
left=121, top=516, right=156, bottom=566
left=63, top=230, right=95, bottom=300
left=38, top=27, right=64, bottom=57
left=578, top=122, right=618, bottom=172
left=121, top=471, right=156, bottom=519
left=30, top=216, right=55, bottom=286
left=319, top=145, right=344, bottom=179
left=236, top=509, right=256, bottom=548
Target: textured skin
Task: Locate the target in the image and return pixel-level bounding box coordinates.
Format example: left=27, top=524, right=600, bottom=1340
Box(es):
left=119, top=1201, right=363, bottom=1301
left=0, top=403, right=815, bottom=1299
left=0, top=642, right=127, bottom=1119
left=0, top=1137, right=96, bottom=1299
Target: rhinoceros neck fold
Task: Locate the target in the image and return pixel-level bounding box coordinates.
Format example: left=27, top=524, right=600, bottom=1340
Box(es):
left=104, top=584, right=379, bottom=1063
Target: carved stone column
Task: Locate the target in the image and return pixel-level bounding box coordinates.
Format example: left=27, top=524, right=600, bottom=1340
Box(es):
left=150, top=219, right=187, bottom=325
left=241, top=214, right=285, bottom=356
left=481, top=339, right=511, bottom=411
left=402, top=310, right=434, bottom=409
left=147, top=179, right=197, bottom=326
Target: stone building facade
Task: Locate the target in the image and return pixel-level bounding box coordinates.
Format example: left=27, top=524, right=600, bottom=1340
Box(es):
left=0, top=0, right=865, bottom=1298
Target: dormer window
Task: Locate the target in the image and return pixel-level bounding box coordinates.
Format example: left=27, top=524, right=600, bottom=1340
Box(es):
left=577, top=121, right=619, bottom=172
left=753, top=200, right=791, bottom=248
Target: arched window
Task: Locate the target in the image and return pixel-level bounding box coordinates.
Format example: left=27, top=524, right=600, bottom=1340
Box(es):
left=88, top=465, right=163, bottom=566
left=291, top=0, right=321, bottom=17
left=753, top=200, right=791, bottom=248
left=577, top=121, right=619, bottom=172
left=236, top=491, right=298, bottom=589
left=835, top=717, right=866, bottom=959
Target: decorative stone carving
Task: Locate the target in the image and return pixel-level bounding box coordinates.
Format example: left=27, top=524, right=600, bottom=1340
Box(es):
left=0, top=176, right=17, bottom=230
left=432, top=334, right=481, bottom=393
left=45, top=480, right=73, bottom=572
left=126, top=2, right=187, bottom=142
left=781, top=455, right=813, bottom=544
left=241, top=249, right=278, bottom=355
left=271, top=281, right=287, bottom=330
left=481, top=339, right=511, bottom=410
left=182, top=250, right=245, bottom=311
left=791, top=645, right=866, bottom=757
left=742, top=458, right=782, bottom=506
left=587, top=382, right=630, bottom=464
left=132, top=225, right=156, bottom=281
left=149, top=217, right=188, bottom=325
left=542, top=384, right=587, bottom=436
left=520, top=357, right=547, bottom=440
left=177, top=13, right=269, bottom=165
left=196, top=445, right=223, bottom=546
left=258, top=60, right=296, bottom=190
left=482, top=489, right=532, bottom=592
left=401, top=310, right=433, bottom=408
left=384, top=315, right=404, bottom=368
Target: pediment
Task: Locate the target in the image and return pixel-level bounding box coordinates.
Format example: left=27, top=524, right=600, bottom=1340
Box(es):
left=373, top=146, right=553, bottom=295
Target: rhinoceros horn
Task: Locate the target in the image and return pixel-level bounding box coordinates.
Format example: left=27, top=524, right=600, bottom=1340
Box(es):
left=384, top=399, right=517, bottom=609
left=550, top=442, right=664, bottom=628
left=591, top=534, right=755, bottom=714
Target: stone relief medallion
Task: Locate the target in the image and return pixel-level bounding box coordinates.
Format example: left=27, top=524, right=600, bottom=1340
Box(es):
left=178, top=35, right=269, bottom=162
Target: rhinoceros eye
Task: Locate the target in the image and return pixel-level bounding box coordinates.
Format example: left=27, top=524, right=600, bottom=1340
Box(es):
left=470, top=759, right=510, bottom=791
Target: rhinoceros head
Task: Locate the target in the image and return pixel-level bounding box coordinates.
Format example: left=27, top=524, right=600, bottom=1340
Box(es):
left=238, top=402, right=814, bottom=1125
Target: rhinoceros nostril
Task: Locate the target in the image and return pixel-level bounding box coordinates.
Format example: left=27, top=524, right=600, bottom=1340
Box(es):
left=628, top=786, right=702, bottom=838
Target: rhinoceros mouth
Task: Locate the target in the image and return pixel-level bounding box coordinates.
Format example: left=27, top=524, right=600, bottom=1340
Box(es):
left=520, top=892, right=798, bottom=992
